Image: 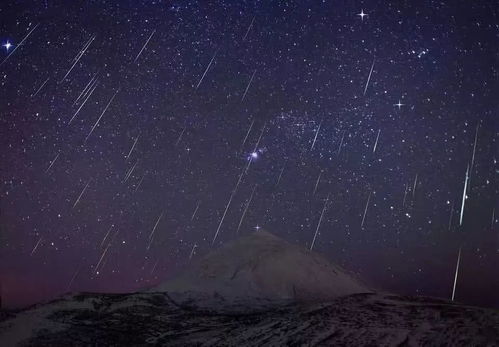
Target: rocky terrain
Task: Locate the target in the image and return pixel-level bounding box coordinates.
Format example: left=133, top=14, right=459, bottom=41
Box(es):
left=1, top=291, right=499, bottom=346
left=1, top=231, right=498, bottom=346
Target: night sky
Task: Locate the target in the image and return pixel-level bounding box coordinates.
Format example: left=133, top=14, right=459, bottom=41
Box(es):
left=0, top=0, right=497, bottom=310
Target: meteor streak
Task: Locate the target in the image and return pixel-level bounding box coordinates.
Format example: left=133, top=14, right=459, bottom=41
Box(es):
left=459, top=165, right=469, bottom=226
left=134, top=29, right=156, bottom=62
left=126, top=135, right=140, bottom=160
left=236, top=184, right=257, bottom=234
left=313, top=172, right=322, bottom=195
left=135, top=174, right=146, bottom=192
left=310, top=120, right=322, bottom=151
left=402, top=183, right=409, bottom=206
left=310, top=194, right=330, bottom=250
left=175, top=127, right=186, bottom=146
left=85, top=89, right=119, bottom=141
left=241, top=69, right=256, bottom=102
left=60, top=35, right=95, bottom=82
left=412, top=174, right=418, bottom=199
left=212, top=184, right=238, bottom=244
left=45, top=153, right=60, bottom=173
left=361, top=191, right=372, bottom=228
left=66, top=265, right=81, bottom=291
left=372, top=129, right=381, bottom=153
left=32, top=77, right=49, bottom=97
left=191, top=201, right=201, bottom=221
left=242, top=17, right=255, bottom=40
left=30, top=237, right=43, bottom=256
left=276, top=165, right=285, bottom=187
left=101, top=224, right=114, bottom=248
left=72, top=179, right=91, bottom=209
left=239, top=119, right=254, bottom=152
left=189, top=244, right=198, bottom=260
left=69, top=83, right=97, bottom=124
left=337, top=130, right=346, bottom=155
left=123, top=160, right=139, bottom=183
left=94, top=244, right=111, bottom=274
left=470, top=124, right=479, bottom=173
left=196, top=49, right=218, bottom=89
left=1, top=23, right=39, bottom=67
left=147, top=211, right=164, bottom=250
left=363, top=56, right=375, bottom=95
left=451, top=247, right=462, bottom=301
left=73, top=73, right=98, bottom=106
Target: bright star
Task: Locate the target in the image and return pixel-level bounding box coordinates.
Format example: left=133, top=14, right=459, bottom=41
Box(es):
left=2, top=41, right=12, bottom=51
left=247, top=151, right=259, bottom=161
left=358, top=9, right=368, bottom=20
left=394, top=100, right=404, bottom=109
left=255, top=225, right=261, bottom=231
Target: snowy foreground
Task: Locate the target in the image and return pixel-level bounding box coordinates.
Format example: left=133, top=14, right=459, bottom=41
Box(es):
left=2, top=232, right=498, bottom=345
left=1, top=291, right=499, bottom=346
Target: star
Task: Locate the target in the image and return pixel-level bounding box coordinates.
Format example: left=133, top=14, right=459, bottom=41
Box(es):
left=394, top=100, right=404, bottom=109
left=357, top=9, right=368, bottom=20
left=2, top=41, right=12, bottom=51
left=255, top=225, right=261, bottom=231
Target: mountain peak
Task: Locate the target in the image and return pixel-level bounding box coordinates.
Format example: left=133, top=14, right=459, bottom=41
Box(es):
left=151, top=230, right=371, bottom=301
left=246, top=229, right=280, bottom=240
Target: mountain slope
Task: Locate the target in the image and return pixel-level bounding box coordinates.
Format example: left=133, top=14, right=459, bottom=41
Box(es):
left=3, top=232, right=498, bottom=345
left=151, top=230, right=370, bottom=301
left=1, top=292, right=499, bottom=346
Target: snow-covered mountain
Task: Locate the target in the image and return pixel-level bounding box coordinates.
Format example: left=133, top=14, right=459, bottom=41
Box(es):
left=2, top=291, right=499, bottom=346
left=1, top=231, right=499, bottom=345
left=151, top=230, right=370, bottom=301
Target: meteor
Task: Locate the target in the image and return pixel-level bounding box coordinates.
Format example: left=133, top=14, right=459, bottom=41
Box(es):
left=372, top=129, right=381, bottom=153
left=276, top=165, right=285, bottom=187
left=310, top=120, right=322, bottom=151
left=60, top=35, right=95, bottom=82
left=191, top=200, right=201, bottom=221
left=459, top=165, right=469, bottom=226
left=196, top=49, right=218, bottom=89
left=0, top=23, right=39, bottom=67
left=451, top=247, right=462, bottom=301
left=69, top=83, right=97, bottom=124
left=85, top=89, right=119, bottom=141
left=72, top=179, right=92, bottom=209
left=412, top=174, right=418, bottom=199
left=147, top=211, right=164, bottom=250
left=236, top=184, right=257, bottom=234
left=134, top=29, right=156, bottom=62
left=337, top=130, right=346, bottom=155
left=310, top=194, right=330, bottom=250
left=313, top=172, right=322, bottom=196
left=363, top=56, right=375, bottom=95
left=31, top=77, right=50, bottom=97
left=242, top=17, right=255, bottom=41
left=45, top=153, right=60, bottom=173
left=126, top=134, right=140, bottom=160
left=241, top=69, right=256, bottom=102
left=189, top=244, right=198, bottom=260
left=30, top=237, right=43, bottom=256
left=239, top=119, right=254, bottom=152
left=361, top=191, right=372, bottom=229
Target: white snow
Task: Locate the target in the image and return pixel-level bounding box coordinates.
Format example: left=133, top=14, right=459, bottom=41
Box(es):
left=151, top=230, right=371, bottom=301
left=0, top=295, right=95, bottom=346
